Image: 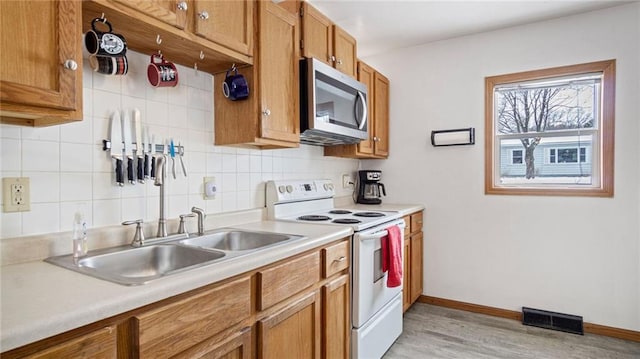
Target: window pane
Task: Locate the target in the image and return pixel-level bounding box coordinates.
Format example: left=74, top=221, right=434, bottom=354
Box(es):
left=499, top=136, right=593, bottom=186
left=512, top=150, right=523, bottom=164
left=495, top=79, right=599, bottom=135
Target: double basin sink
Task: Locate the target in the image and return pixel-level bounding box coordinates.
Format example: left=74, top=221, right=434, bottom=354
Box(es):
left=45, top=229, right=305, bottom=286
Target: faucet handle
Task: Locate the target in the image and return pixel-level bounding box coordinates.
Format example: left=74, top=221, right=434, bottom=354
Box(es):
left=191, top=207, right=206, bottom=235
left=178, top=213, right=196, bottom=235
left=123, top=219, right=145, bottom=247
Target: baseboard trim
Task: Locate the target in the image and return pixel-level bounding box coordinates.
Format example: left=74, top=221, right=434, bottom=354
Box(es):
left=419, top=295, right=640, bottom=343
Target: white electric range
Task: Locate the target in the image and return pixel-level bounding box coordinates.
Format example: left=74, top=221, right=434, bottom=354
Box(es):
left=266, top=179, right=405, bottom=359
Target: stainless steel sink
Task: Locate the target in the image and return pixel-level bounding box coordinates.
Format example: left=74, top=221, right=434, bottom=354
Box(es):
left=45, top=244, right=225, bottom=286
left=179, top=229, right=304, bottom=251
left=45, top=228, right=306, bottom=286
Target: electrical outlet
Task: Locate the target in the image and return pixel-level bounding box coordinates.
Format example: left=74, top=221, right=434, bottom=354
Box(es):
left=2, top=177, right=31, bottom=212
left=203, top=176, right=217, bottom=200
left=342, top=174, right=354, bottom=189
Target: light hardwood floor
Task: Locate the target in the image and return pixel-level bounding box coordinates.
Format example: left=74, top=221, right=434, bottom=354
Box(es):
left=384, top=303, right=640, bottom=359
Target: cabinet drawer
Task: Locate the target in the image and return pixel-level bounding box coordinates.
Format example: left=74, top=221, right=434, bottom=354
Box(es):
left=134, top=276, right=252, bottom=359
left=21, top=326, right=116, bottom=359
left=403, top=215, right=411, bottom=237
left=410, top=211, right=423, bottom=234
left=322, top=240, right=349, bottom=278
left=258, top=251, right=320, bottom=310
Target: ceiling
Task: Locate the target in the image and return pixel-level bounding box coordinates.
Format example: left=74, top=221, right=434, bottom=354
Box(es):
left=307, top=0, right=633, bottom=58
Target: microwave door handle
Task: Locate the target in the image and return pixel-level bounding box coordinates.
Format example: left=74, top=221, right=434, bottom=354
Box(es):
left=360, top=230, right=388, bottom=241
left=354, top=91, right=367, bottom=130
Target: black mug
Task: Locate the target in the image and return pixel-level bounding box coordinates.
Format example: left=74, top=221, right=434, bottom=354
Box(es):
left=222, top=68, right=249, bottom=101
left=85, top=18, right=127, bottom=57
left=89, top=54, right=128, bottom=75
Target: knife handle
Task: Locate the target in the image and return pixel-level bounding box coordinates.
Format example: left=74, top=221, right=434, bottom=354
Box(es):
left=127, top=158, right=135, bottom=184
left=115, top=158, right=124, bottom=186
left=151, top=157, right=156, bottom=179
left=137, top=157, right=145, bottom=183
left=144, top=154, right=150, bottom=178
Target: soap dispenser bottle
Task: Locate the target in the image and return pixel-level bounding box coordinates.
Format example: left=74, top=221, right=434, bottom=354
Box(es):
left=72, top=212, right=88, bottom=261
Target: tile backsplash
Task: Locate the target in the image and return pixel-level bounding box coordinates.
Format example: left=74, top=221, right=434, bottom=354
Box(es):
left=0, top=50, right=359, bottom=238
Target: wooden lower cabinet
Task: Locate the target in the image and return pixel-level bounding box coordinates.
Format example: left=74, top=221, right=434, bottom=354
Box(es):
left=258, top=290, right=321, bottom=359
left=322, top=274, right=350, bottom=359
left=18, top=326, right=116, bottom=359
left=403, top=211, right=424, bottom=312
left=3, top=238, right=351, bottom=359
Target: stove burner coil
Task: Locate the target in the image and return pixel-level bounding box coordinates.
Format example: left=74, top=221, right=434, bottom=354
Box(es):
left=297, top=215, right=331, bottom=221
left=329, top=210, right=353, bottom=214
left=353, top=212, right=386, bottom=218
left=332, top=218, right=362, bottom=224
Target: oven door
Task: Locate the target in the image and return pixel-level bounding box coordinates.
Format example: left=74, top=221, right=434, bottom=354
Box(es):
left=352, top=219, right=405, bottom=328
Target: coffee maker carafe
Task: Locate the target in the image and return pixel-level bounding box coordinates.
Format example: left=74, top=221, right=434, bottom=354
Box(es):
left=356, top=170, right=386, bottom=204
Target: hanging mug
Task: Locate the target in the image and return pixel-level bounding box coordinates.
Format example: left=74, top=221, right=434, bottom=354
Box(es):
left=89, top=54, right=128, bottom=75
left=222, top=67, right=249, bottom=101
left=147, top=54, right=179, bottom=87
left=85, top=18, right=127, bottom=57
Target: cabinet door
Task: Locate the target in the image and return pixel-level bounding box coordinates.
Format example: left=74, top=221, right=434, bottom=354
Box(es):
left=333, top=25, right=357, bottom=78
left=194, top=0, right=253, bottom=56
left=112, top=0, right=187, bottom=29
left=356, top=62, right=375, bottom=156
left=258, top=291, right=321, bottom=359
left=258, top=1, right=300, bottom=144
left=403, top=238, right=411, bottom=312
left=410, top=232, right=424, bottom=304
left=322, top=275, right=350, bottom=359
left=0, top=0, right=82, bottom=124
left=21, top=326, right=116, bottom=359
left=301, top=2, right=333, bottom=65
left=172, top=327, right=252, bottom=359
left=373, top=72, right=390, bottom=157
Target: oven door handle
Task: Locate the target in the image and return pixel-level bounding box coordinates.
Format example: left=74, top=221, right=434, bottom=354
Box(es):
left=359, top=230, right=388, bottom=241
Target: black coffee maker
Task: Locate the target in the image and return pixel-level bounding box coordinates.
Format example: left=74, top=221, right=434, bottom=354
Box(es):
left=356, top=170, right=386, bottom=204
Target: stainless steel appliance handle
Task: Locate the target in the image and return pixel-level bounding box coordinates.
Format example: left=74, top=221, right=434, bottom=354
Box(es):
left=354, top=91, right=368, bottom=130
left=359, top=230, right=388, bottom=241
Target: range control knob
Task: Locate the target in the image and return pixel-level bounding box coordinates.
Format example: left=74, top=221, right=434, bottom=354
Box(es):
left=278, top=185, right=286, bottom=194
left=286, top=185, right=294, bottom=193
left=328, top=184, right=334, bottom=190
left=323, top=184, right=329, bottom=190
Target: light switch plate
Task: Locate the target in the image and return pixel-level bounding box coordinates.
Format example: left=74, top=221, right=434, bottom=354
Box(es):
left=2, top=177, right=31, bottom=212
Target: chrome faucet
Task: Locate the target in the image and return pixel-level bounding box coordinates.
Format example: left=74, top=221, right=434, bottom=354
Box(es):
left=191, top=207, right=206, bottom=235
left=154, top=155, right=168, bottom=238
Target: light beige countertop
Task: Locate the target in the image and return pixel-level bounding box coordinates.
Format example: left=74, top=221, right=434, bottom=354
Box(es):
left=0, top=221, right=352, bottom=352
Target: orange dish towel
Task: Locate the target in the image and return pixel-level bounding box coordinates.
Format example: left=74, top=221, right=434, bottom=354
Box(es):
left=381, top=225, right=403, bottom=288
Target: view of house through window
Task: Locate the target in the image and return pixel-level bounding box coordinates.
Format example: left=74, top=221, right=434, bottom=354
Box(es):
left=485, top=60, right=615, bottom=196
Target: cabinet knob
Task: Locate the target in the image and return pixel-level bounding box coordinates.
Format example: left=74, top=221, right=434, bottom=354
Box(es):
left=262, top=109, right=271, bottom=116
left=373, top=136, right=379, bottom=142
left=177, top=1, right=187, bottom=11
left=63, top=59, right=78, bottom=71
left=198, top=11, right=209, bottom=20
left=336, top=59, right=343, bottom=65
left=330, top=55, right=336, bottom=63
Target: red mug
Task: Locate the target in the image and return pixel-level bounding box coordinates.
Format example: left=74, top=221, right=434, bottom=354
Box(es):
left=147, top=54, right=178, bottom=87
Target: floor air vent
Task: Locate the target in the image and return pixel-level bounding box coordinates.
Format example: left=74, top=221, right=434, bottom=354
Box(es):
left=522, top=307, right=584, bottom=335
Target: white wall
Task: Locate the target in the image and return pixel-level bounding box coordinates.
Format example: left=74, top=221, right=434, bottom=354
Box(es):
left=0, top=51, right=359, bottom=238
left=363, top=3, right=640, bottom=331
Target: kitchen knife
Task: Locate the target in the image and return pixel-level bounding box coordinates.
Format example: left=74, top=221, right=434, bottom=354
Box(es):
left=143, top=127, right=150, bottom=179
left=169, top=139, right=176, bottom=179
left=110, top=111, right=124, bottom=186
left=122, top=111, right=135, bottom=185
left=133, top=109, right=144, bottom=183
left=150, top=134, right=156, bottom=179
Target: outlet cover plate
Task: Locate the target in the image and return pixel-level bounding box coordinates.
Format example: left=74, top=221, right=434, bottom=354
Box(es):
left=203, top=176, right=217, bottom=199
left=3, top=177, right=31, bottom=212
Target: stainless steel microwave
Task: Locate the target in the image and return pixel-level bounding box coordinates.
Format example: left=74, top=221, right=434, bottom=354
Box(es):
left=300, top=58, right=368, bottom=146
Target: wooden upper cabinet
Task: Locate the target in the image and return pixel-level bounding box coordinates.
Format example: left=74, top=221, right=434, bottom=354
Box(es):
left=194, top=0, right=253, bottom=57
left=0, top=0, right=82, bottom=126
left=373, top=71, right=390, bottom=157
left=300, top=1, right=333, bottom=65
left=355, top=62, right=375, bottom=156
left=300, top=1, right=357, bottom=78
left=333, top=25, right=357, bottom=78
left=258, top=1, right=300, bottom=144
left=112, top=0, right=187, bottom=29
